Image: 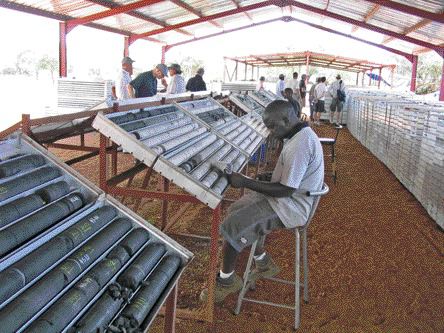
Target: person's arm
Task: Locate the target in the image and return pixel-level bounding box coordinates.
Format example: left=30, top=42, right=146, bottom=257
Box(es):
left=127, top=83, right=135, bottom=98
left=161, top=77, right=168, bottom=88
left=227, top=173, right=295, bottom=198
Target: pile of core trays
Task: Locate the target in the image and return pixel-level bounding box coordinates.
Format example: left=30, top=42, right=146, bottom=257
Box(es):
left=0, top=132, right=192, bottom=333
left=178, top=97, right=269, bottom=142
left=228, top=94, right=269, bottom=138
left=92, top=103, right=252, bottom=209
left=345, top=89, right=444, bottom=228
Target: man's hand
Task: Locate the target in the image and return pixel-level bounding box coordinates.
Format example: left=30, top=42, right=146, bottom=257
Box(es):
left=227, top=172, right=248, bottom=188
left=161, top=78, right=168, bottom=88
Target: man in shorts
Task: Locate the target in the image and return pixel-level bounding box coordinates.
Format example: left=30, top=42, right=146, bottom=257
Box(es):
left=210, top=100, right=325, bottom=303
left=328, top=74, right=346, bottom=128
left=314, top=76, right=327, bottom=125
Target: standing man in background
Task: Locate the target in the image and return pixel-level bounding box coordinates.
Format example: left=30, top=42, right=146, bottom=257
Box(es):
left=328, top=74, right=346, bottom=128
left=314, top=77, right=327, bottom=126
left=276, top=74, right=286, bottom=98
left=186, top=68, right=207, bottom=92
left=128, top=64, right=168, bottom=98
left=111, top=56, right=135, bottom=100
left=287, top=72, right=303, bottom=107
left=299, top=74, right=307, bottom=108
left=256, top=76, right=266, bottom=91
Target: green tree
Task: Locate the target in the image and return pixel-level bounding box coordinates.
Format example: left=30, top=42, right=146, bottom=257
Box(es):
left=36, top=54, right=58, bottom=83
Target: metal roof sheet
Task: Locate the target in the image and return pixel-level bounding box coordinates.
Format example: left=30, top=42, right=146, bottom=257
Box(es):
left=1, top=0, right=443, bottom=55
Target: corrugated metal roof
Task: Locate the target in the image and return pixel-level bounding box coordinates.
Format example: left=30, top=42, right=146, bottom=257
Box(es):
left=226, top=51, right=395, bottom=72
left=1, top=0, right=443, bottom=55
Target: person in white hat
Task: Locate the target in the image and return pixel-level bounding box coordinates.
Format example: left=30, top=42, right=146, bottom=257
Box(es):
left=111, top=56, right=135, bottom=100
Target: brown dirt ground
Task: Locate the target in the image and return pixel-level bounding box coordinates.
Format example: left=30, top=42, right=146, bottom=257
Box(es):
left=49, top=124, right=444, bottom=333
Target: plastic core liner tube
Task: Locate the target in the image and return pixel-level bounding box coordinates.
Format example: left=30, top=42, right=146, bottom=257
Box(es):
left=0, top=154, right=46, bottom=179
left=167, top=134, right=218, bottom=166
left=117, top=243, right=166, bottom=291
left=0, top=218, right=132, bottom=333
left=231, top=128, right=253, bottom=146
left=225, top=124, right=247, bottom=141
left=0, top=194, right=45, bottom=228
left=140, top=123, right=198, bottom=148
left=0, top=193, right=84, bottom=257
left=214, top=118, right=236, bottom=130
left=200, top=149, right=240, bottom=188
left=179, top=139, right=225, bottom=173
left=25, top=228, right=150, bottom=333
left=132, top=117, right=193, bottom=140
left=0, top=166, right=61, bottom=202
left=238, top=132, right=257, bottom=150
left=217, top=121, right=241, bottom=135
left=151, top=127, right=207, bottom=155
left=0, top=206, right=118, bottom=304
left=190, top=144, right=232, bottom=181
left=120, top=112, right=183, bottom=132
left=35, top=181, right=70, bottom=203
left=116, top=255, right=181, bottom=330
left=246, top=136, right=263, bottom=154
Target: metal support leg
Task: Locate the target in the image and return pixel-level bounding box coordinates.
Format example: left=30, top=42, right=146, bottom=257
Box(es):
left=99, top=134, right=107, bottom=191
left=302, top=228, right=309, bottom=303
left=164, top=284, right=178, bottom=333
left=161, top=178, right=170, bottom=230
left=235, top=240, right=257, bottom=315
left=295, top=229, right=301, bottom=330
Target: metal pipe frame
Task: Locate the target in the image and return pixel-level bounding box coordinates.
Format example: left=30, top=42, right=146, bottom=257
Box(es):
left=97, top=133, right=225, bottom=324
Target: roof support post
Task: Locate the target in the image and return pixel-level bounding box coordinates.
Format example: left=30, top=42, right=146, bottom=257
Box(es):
left=362, top=71, right=365, bottom=87
left=378, top=68, right=382, bottom=89
left=244, top=62, right=247, bottom=81
left=124, top=37, right=130, bottom=57
left=390, top=66, right=395, bottom=89
left=369, top=68, right=373, bottom=86
left=59, top=22, right=67, bottom=78
left=235, top=61, right=238, bottom=81
left=161, top=45, right=167, bottom=64
left=410, top=55, right=418, bottom=92
left=305, top=53, right=310, bottom=76
left=356, top=72, right=359, bottom=86
left=439, top=58, right=444, bottom=101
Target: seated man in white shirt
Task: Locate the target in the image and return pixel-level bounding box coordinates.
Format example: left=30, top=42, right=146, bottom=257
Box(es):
left=111, top=56, right=134, bottom=100
left=202, top=100, right=325, bottom=303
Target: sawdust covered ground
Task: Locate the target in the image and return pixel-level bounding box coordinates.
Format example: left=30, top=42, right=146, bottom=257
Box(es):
left=50, top=124, right=444, bottom=333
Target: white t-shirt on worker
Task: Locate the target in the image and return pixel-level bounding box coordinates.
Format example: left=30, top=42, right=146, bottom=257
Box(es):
left=266, top=126, right=324, bottom=228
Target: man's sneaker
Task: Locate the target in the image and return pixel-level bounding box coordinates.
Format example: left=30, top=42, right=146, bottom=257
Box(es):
left=200, top=273, right=243, bottom=304
left=335, top=123, right=343, bottom=129
left=249, top=254, right=280, bottom=282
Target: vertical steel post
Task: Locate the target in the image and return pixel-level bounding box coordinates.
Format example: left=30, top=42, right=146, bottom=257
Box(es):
left=161, top=178, right=170, bottom=230
left=410, top=55, right=418, bottom=92
left=124, top=36, right=130, bottom=57
left=99, top=134, right=107, bottom=191
left=244, top=63, right=247, bottom=81
left=59, top=22, right=67, bottom=77
left=164, top=284, right=178, bottom=333
left=378, top=68, right=382, bottom=89
left=235, top=61, right=238, bottom=81
left=305, top=54, right=310, bottom=76
left=356, top=72, right=359, bottom=86
left=161, top=45, right=166, bottom=64
left=368, top=68, right=373, bottom=86
left=440, top=58, right=444, bottom=101
left=362, top=71, right=365, bottom=87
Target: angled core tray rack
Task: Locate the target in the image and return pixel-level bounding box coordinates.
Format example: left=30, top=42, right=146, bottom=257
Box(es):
left=92, top=97, right=267, bottom=323
left=0, top=132, right=193, bottom=333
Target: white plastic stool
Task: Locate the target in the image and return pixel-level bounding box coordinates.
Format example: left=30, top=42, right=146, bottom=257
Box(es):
left=234, top=183, right=329, bottom=330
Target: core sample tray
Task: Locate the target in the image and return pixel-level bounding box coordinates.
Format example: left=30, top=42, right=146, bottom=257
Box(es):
left=249, top=89, right=282, bottom=107
left=178, top=97, right=266, bottom=150
left=92, top=103, right=250, bottom=209
left=0, top=133, right=192, bottom=333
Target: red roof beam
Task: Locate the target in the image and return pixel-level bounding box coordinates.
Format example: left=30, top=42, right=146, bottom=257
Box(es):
left=351, top=4, right=380, bottom=33
left=169, top=0, right=223, bottom=28
left=229, top=0, right=253, bottom=22
left=362, top=0, right=444, bottom=23
left=131, top=0, right=274, bottom=43
left=281, top=0, right=443, bottom=52
left=165, top=16, right=282, bottom=51
left=283, top=15, right=415, bottom=61
left=382, top=19, right=432, bottom=45
left=86, top=0, right=193, bottom=37
left=66, top=0, right=164, bottom=33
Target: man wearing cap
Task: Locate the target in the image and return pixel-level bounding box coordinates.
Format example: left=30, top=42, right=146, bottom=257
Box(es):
left=186, top=68, right=207, bottom=92
left=166, top=63, right=186, bottom=94
left=112, top=56, right=134, bottom=100
left=128, top=64, right=168, bottom=98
